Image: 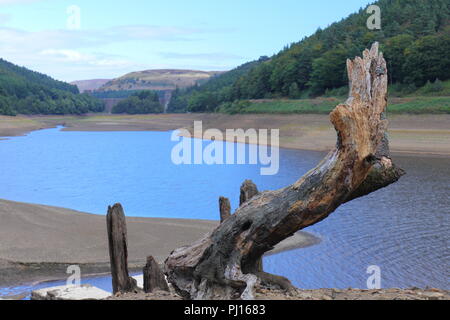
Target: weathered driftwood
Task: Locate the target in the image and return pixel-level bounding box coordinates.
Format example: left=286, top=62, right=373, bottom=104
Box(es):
left=164, top=43, right=405, bottom=300
left=239, top=180, right=264, bottom=273
left=240, top=180, right=259, bottom=206
left=143, top=256, right=170, bottom=293
left=219, top=197, right=231, bottom=223
left=106, top=203, right=138, bottom=294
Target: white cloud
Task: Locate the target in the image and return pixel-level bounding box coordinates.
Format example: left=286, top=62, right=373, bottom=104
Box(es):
left=40, top=49, right=91, bottom=62
left=0, top=20, right=243, bottom=81
left=0, top=25, right=201, bottom=52
left=0, top=24, right=205, bottom=81
left=40, top=49, right=132, bottom=67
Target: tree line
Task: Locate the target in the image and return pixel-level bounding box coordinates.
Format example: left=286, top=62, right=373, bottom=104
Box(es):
left=168, top=0, right=450, bottom=113
left=112, top=90, right=164, bottom=114
left=0, top=59, right=104, bottom=115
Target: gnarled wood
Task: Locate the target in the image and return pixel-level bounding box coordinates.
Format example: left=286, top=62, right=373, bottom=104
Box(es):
left=164, top=43, right=405, bottom=300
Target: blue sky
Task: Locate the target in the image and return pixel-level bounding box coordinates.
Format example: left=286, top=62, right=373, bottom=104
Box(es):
left=0, top=0, right=374, bottom=81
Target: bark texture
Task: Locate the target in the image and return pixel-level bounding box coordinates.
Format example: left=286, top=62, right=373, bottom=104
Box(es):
left=106, top=203, right=138, bottom=294
left=219, top=197, right=231, bottom=223
left=164, top=43, right=405, bottom=300
left=240, top=180, right=259, bottom=206
left=143, top=256, right=170, bottom=293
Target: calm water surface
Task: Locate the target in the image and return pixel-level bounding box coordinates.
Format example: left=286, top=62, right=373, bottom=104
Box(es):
left=0, top=127, right=448, bottom=296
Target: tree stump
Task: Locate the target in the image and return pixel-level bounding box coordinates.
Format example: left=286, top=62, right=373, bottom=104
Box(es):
left=143, top=256, right=170, bottom=293
left=164, top=43, right=405, bottom=300
left=106, top=203, right=138, bottom=294
left=219, top=197, right=231, bottom=223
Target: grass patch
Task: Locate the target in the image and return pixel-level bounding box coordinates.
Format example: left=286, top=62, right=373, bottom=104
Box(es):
left=388, top=96, right=450, bottom=114
left=228, top=96, right=450, bottom=115
left=239, top=98, right=340, bottom=114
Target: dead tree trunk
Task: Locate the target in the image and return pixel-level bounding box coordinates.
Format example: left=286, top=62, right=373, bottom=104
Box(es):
left=143, top=256, right=170, bottom=293
left=219, top=197, right=231, bottom=223
left=164, top=43, right=405, bottom=300
left=107, top=203, right=138, bottom=294
left=239, top=180, right=264, bottom=274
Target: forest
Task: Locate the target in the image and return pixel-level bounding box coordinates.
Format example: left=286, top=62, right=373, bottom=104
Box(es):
left=112, top=90, right=164, bottom=114
left=0, top=59, right=104, bottom=116
left=168, top=0, right=450, bottom=113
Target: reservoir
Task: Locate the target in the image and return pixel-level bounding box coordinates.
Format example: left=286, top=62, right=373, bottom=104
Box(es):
left=0, top=127, right=448, bottom=296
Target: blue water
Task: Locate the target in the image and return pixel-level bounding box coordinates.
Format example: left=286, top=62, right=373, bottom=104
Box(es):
left=0, top=127, right=315, bottom=218
left=0, top=274, right=115, bottom=300
left=0, top=127, right=448, bottom=297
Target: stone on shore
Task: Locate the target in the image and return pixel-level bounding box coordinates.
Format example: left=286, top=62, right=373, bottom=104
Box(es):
left=31, top=284, right=111, bottom=300
left=132, top=275, right=144, bottom=289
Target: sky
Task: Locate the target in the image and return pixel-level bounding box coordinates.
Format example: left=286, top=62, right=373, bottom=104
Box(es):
left=0, top=0, right=374, bottom=82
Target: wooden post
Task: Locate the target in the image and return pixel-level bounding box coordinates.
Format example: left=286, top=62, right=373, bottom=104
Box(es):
left=106, top=203, right=137, bottom=294
left=219, top=197, right=231, bottom=223
left=143, top=256, right=170, bottom=293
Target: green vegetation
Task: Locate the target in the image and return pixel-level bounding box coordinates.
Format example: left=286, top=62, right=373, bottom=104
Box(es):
left=168, top=0, right=450, bottom=114
left=221, top=99, right=339, bottom=115
left=0, top=59, right=104, bottom=116
left=91, top=90, right=143, bottom=99
left=167, top=59, right=265, bottom=113
left=388, top=96, right=450, bottom=114
left=218, top=96, right=450, bottom=115
left=112, top=90, right=164, bottom=114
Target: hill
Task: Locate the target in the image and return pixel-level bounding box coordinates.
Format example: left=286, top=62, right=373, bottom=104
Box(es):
left=98, top=69, right=224, bottom=92
left=167, top=58, right=265, bottom=113
left=71, top=79, right=110, bottom=93
left=0, top=59, right=104, bottom=115
left=169, top=0, right=450, bottom=113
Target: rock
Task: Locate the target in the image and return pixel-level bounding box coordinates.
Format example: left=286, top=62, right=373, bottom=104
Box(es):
left=31, top=285, right=111, bottom=300
left=422, top=292, right=445, bottom=300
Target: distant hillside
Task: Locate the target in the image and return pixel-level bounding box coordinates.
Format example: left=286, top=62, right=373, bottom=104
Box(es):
left=0, top=59, right=104, bottom=115
left=168, top=58, right=265, bottom=113
left=98, top=69, right=224, bottom=92
left=71, top=79, right=110, bottom=92
left=169, top=0, right=450, bottom=113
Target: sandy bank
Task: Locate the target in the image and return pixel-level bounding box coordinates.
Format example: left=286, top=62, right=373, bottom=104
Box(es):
left=0, top=199, right=319, bottom=287
left=1, top=114, right=449, bottom=156
left=108, top=287, right=450, bottom=300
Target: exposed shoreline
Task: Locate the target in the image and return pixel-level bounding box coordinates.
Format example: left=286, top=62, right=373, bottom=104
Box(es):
left=1, top=113, right=448, bottom=298
left=1, top=113, right=450, bottom=157
left=0, top=199, right=320, bottom=289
